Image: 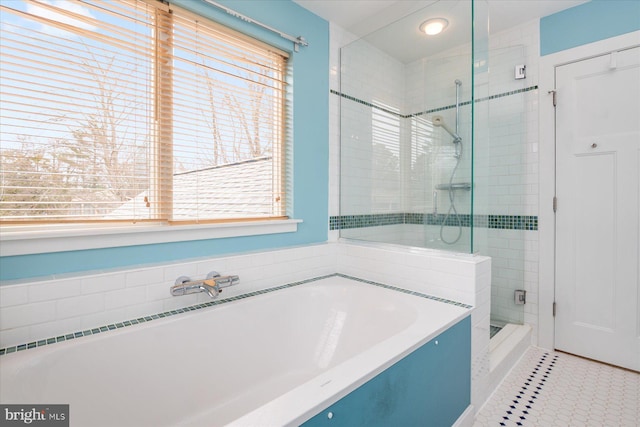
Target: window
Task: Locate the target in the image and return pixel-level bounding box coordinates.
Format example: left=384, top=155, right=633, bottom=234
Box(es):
left=0, top=0, right=289, bottom=225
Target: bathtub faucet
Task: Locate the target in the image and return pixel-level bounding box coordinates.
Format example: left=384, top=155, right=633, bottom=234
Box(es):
left=170, top=271, right=239, bottom=299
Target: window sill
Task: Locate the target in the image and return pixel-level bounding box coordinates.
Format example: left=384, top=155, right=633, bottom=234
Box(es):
left=0, top=220, right=302, bottom=257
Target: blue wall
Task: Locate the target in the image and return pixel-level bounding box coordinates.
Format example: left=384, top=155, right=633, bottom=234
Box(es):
left=540, top=0, right=640, bottom=56
left=0, top=0, right=329, bottom=281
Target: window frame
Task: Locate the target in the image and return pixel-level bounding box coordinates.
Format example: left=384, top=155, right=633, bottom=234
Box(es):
left=0, top=0, right=298, bottom=254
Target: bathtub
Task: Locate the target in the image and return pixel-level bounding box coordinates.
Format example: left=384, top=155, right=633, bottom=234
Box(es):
left=0, top=275, right=471, bottom=426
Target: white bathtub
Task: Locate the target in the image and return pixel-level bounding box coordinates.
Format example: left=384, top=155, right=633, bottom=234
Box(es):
left=0, top=275, right=470, bottom=426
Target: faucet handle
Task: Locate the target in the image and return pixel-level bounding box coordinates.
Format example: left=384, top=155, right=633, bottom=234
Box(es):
left=206, top=271, right=239, bottom=289
left=215, top=275, right=239, bottom=288
left=174, top=276, right=191, bottom=286
left=206, top=271, right=221, bottom=280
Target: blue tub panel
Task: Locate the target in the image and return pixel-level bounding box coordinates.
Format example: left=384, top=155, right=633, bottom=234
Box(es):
left=301, top=316, right=471, bottom=427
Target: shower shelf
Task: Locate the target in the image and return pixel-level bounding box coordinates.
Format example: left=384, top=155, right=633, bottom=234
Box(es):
left=435, top=182, right=472, bottom=191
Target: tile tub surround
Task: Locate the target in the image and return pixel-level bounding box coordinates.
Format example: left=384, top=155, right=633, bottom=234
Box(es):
left=0, top=243, right=337, bottom=350
left=0, top=240, right=492, bottom=414
left=0, top=273, right=471, bottom=356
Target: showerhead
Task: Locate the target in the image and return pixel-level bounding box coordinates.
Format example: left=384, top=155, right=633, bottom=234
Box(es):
left=455, top=79, right=462, bottom=86
left=432, top=115, right=462, bottom=144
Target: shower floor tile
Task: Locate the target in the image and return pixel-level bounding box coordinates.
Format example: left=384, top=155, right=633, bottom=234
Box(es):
left=473, top=346, right=640, bottom=427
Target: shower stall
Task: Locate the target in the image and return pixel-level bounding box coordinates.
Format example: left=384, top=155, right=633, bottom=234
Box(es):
left=337, top=0, right=530, bottom=340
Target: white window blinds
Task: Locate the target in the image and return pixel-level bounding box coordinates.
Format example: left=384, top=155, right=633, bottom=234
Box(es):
left=0, top=0, right=288, bottom=224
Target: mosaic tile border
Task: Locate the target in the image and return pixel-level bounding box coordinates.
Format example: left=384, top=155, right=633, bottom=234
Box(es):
left=330, top=213, right=538, bottom=231
left=0, top=273, right=470, bottom=356
left=411, top=85, right=539, bottom=118
left=336, top=273, right=472, bottom=309
left=331, top=86, right=539, bottom=119
left=330, top=89, right=402, bottom=117
left=329, top=213, right=405, bottom=230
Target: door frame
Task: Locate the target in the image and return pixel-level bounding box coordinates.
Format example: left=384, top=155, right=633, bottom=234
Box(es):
left=538, top=31, right=640, bottom=351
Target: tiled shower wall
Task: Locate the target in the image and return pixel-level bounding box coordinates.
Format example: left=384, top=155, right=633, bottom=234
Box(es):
left=329, top=19, right=541, bottom=343
left=403, top=23, right=540, bottom=333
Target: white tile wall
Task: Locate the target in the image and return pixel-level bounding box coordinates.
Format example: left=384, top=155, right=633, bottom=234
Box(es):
left=0, top=241, right=490, bottom=344
left=0, top=243, right=335, bottom=349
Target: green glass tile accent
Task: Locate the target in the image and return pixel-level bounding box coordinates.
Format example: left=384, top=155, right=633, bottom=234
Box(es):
left=331, top=213, right=537, bottom=231
left=336, top=274, right=472, bottom=309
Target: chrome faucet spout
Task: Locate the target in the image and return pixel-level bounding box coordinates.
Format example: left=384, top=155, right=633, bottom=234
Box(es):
left=198, top=283, right=219, bottom=298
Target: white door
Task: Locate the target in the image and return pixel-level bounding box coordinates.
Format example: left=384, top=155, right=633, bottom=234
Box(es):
left=555, top=46, right=640, bottom=371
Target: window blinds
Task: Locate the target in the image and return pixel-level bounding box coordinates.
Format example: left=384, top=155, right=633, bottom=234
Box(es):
left=0, top=0, right=288, bottom=224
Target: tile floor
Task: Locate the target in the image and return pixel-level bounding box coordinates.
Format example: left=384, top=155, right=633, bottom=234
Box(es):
left=474, top=346, right=640, bottom=427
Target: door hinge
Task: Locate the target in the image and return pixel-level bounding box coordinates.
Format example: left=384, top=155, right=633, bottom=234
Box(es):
left=553, top=302, right=557, bottom=317
left=553, top=196, right=558, bottom=212
left=548, top=90, right=557, bottom=107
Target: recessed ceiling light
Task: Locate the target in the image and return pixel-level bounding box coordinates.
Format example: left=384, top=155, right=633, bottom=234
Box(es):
left=419, top=18, right=449, bottom=36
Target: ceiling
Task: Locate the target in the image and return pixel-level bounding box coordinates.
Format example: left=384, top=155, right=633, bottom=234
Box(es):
left=292, top=0, right=588, bottom=63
